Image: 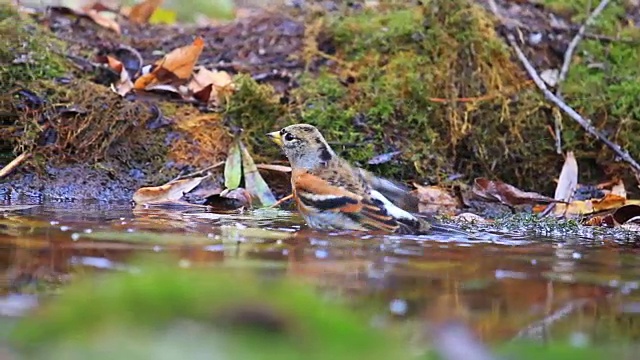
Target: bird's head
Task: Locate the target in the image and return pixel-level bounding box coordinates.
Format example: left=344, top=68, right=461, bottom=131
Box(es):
left=267, top=124, right=335, bottom=169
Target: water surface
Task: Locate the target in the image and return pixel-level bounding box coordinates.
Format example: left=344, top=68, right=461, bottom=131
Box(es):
left=1, top=202, right=640, bottom=344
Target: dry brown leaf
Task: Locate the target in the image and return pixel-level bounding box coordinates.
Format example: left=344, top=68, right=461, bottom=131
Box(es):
left=85, top=9, right=121, bottom=34
left=554, top=151, right=578, bottom=202
left=592, top=193, right=627, bottom=212
left=104, top=56, right=134, bottom=96
left=128, top=0, right=163, bottom=24
left=187, top=67, right=234, bottom=104
left=472, top=178, right=559, bottom=207
left=134, top=37, right=205, bottom=90
left=132, top=176, right=208, bottom=204
left=611, top=179, right=627, bottom=198
left=412, top=183, right=458, bottom=215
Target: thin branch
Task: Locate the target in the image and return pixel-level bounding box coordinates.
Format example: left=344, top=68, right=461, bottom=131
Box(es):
left=0, top=152, right=30, bottom=179
left=506, top=33, right=640, bottom=175
left=268, top=194, right=293, bottom=208
left=172, top=161, right=225, bottom=181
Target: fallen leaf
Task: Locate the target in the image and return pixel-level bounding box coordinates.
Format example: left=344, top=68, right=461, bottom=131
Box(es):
left=132, top=176, right=208, bottom=204
left=187, top=67, right=234, bottom=104
left=224, top=140, right=242, bottom=190
left=240, top=142, right=276, bottom=207
left=612, top=204, right=640, bottom=226
left=134, top=37, right=205, bottom=90
left=85, top=9, right=121, bottom=34
left=104, top=56, right=134, bottom=96
left=592, top=193, right=627, bottom=212
left=555, top=151, right=578, bottom=202
left=412, top=183, right=458, bottom=215
left=611, top=179, right=627, bottom=198
left=472, top=178, right=559, bottom=208
left=255, top=164, right=292, bottom=173
left=127, top=0, right=163, bottom=24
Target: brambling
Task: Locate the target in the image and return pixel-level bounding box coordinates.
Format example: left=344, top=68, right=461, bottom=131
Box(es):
left=267, top=124, right=430, bottom=234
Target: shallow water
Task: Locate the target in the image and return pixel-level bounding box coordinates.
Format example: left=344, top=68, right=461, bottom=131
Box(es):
left=1, top=202, right=640, bottom=344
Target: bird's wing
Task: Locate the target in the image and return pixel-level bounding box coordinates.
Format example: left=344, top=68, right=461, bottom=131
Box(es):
left=292, top=171, right=400, bottom=232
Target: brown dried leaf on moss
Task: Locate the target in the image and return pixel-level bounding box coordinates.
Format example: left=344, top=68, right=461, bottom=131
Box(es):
left=187, top=67, right=234, bottom=105
left=472, top=178, right=559, bottom=207
left=134, top=36, right=204, bottom=90
left=412, top=183, right=459, bottom=215
left=102, top=55, right=134, bottom=96
left=132, top=176, right=208, bottom=205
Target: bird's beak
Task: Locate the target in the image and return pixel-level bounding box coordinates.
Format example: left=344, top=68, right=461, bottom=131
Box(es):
left=266, top=131, right=283, bottom=146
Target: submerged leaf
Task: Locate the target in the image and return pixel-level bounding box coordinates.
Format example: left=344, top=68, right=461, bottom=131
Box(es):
left=224, top=140, right=242, bottom=190
left=240, top=143, right=276, bottom=207
left=133, top=176, right=208, bottom=204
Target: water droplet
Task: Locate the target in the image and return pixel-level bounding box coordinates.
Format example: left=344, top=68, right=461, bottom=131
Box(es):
left=572, top=252, right=582, bottom=259
left=531, top=259, right=537, bottom=265
left=119, top=217, right=126, bottom=221
left=71, top=233, right=80, bottom=241
left=153, top=246, right=162, bottom=252
left=569, top=332, right=589, bottom=347
left=50, top=221, right=59, bottom=225
left=59, top=225, right=70, bottom=231
left=389, top=299, right=408, bottom=315
left=83, top=228, right=93, bottom=234
left=178, top=259, right=191, bottom=268
left=282, top=249, right=289, bottom=255
left=127, top=228, right=135, bottom=233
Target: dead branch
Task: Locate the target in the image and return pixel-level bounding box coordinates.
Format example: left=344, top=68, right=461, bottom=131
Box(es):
left=0, top=152, right=30, bottom=179
left=506, top=33, right=640, bottom=175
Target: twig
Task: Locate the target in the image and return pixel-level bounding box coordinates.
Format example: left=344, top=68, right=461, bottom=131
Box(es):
left=0, top=152, right=30, bottom=179
left=255, top=163, right=292, bottom=173
left=506, top=33, right=640, bottom=175
left=557, top=0, right=611, bottom=97
left=556, top=0, right=610, bottom=153
left=268, top=194, right=293, bottom=208
left=513, top=299, right=591, bottom=340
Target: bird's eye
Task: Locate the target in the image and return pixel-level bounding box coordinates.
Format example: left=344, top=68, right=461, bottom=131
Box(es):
left=284, top=133, right=295, bottom=142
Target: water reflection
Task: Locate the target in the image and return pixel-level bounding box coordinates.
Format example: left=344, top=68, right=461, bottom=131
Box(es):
left=1, top=202, right=640, bottom=344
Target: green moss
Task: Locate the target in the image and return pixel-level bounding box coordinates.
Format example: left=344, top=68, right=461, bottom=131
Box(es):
left=291, top=0, right=559, bottom=189
left=0, top=4, right=69, bottom=93
left=543, top=0, right=640, bottom=177
left=11, top=260, right=410, bottom=360
left=224, top=75, right=289, bottom=162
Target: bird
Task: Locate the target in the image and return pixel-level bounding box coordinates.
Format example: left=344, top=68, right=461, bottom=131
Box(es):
left=266, top=124, right=431, bottom=234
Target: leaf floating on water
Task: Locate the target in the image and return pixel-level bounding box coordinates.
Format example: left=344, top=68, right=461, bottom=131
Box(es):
left=126, top=0, right=163, bottom=24
left=240, top=142, right=277, bottom=207
left=472, top=178, right=559, bottom=207
left=224, top=140, right=242, bottom=190
left=134, top=36, right=205, bottom=90
left=132, top=176, right=208, bottom=204
left=554, top=151, right=578, bottom=202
